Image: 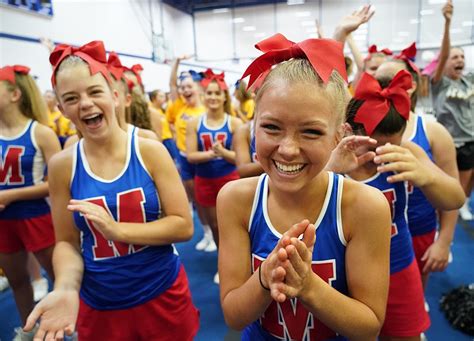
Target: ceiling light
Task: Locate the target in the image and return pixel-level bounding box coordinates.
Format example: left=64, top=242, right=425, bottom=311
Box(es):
left=232, top=17, right=245, bottom=24
left=254, top=32, right=266, bottom=38
left=212, top=8, right=229, bottom=14
left=243, top=26, right=256, bottom=32
left=287, top=0, right=305, bottom=5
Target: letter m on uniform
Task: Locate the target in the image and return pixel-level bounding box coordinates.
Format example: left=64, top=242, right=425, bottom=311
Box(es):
left=0, top=146, right=25, bottom=185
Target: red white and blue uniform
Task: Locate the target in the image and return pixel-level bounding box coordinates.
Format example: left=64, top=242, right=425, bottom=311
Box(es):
left=357, top=171, right=430, bottom=337
left=407, top=115, right=437, bottom=272
left=71, top=130, right=198, bottom=339
left=0, top=120, right=54, bottom=253
left=194, top=113, right=239, bottom=207
left=243, top=172, right=348, bottom=341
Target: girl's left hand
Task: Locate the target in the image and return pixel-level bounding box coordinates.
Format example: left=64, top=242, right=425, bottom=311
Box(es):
left=0, top=189, right=15, bottom=210
left=273, top=224, right=316, bottom=301
left=212, top=141, right=225, bottom=156
left=374, top=143, right=429, bottom=186
left=67, top=199, right=122, bottom=241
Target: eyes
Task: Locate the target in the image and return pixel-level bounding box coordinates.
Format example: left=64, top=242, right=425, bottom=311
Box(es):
left=260, top=123, right=323, bottom=138
left=62, top=87, right=105, bottom=104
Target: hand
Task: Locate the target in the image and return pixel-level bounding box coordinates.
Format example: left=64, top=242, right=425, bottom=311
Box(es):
left=67, top=199, right=122, bottom=241
left=263, top=220, right=314, bottom=302
left=315, top=19, right=324, bottom=38
left=374, top=143, right=431, bottom=186
left=177, top=54, right=193, bottom=62
left=337, top=5, right=374, bottom=35
left=212, top=141, right=226, bottom=157
left=275, top=229, right=316, bottom=301
left=24, top=289, right=79, bottom=340
left=442, top=0, right=453, bottom=21
left=39, top=37, right=55, bottom=52
left=326, top=135, right=377, bottom=174
left=421, top=239, right=451, bottom=273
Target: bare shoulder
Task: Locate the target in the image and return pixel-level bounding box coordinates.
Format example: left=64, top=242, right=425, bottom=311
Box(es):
left=34, top=121, right=57, bottom=141
left=217, top=176, right=261, bottom=224
left=138, top=128, right=158, bottom=140
left=230, top=116, right=243, bottom=130
left=48, top=146, right=74, bottom=179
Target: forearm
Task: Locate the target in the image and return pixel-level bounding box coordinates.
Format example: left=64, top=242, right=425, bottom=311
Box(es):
left=237, top=163, right=264, bottom=178
left=419, top=170, right=464, bottom=210
left=222, top=270, right=273, bottom=330
left=347, top=34, right=364, bottom=71
left=52, top=241, right=84, bottom=292
left=221, top=149, right=236, bottom=164
left=169, top=60, right=180, bottom=101
left=301, top=273, right=382, bottom=340
left=8, top=182, right=49, bottom=202
left=333, top=26, right=348, bottom=43
left=187, top=151, right=215, bottom=164
left=433, top=19, right=451, bottom=83
left=118, top=215, right=193, bottom=245
left=437, top=209, right=458, bottom=246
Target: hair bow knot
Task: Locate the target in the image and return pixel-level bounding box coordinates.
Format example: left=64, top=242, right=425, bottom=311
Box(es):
left=0, top=65, right=30, bottom=84
left=354, top=70, right=413, bottom=135
left=394, top=42, right=419, bottom=74
left=241, top=33, right=347, bottom=90
left=201, top=69, right=228, bottom=90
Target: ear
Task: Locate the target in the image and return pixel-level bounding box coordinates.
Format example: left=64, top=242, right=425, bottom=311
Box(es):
left=125, top=93, right=132, bottom=108
left=343, top=123, right=354, bottom=137
left=112, top=89, right=120, bottom=108
left=407, top=80, right=417, bottom=96
left=10, top=87, right=22, bottom=103
left=334, top=123, right=345, bottom=146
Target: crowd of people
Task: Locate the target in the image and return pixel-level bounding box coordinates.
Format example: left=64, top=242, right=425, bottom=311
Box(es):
left=0, top=0, right=472, bottom=340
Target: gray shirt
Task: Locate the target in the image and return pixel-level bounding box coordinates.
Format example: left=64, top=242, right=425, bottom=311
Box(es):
left=431, top=76, right=474, bottom=145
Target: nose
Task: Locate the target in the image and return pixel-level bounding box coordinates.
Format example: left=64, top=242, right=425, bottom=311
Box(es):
left=278, top=134, right=300, bottom=160
left=79, top=94, right=94, bottom=111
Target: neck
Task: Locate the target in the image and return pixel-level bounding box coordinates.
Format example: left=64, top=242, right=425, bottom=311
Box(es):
left=0, top=105, right=29, bottom=128
left=187, top=94, right=201, bottom=107
left=207, top=107, right=225, bottom=119
left=116, top=109, right=128, bottom=130
left=402, top=111, right=416, bottom=141
left=83, top=123, right=127, bottom=154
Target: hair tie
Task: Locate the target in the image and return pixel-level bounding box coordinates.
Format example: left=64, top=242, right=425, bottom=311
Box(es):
left=201, top=69, right=228, bottom=90
left=0, top=65, right=30, bottom=84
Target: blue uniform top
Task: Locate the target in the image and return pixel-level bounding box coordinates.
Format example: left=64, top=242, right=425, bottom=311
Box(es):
left=357, top=171, right=414, bottom=274
left=195, top=113, right=236, bottom=178
left=70, top=130, right=180, bottom=310
left=407, top=115, right=437, bottom=236
left=0, top=120, right=50, bottom=219
left=243, top=173, right=348, bottom=341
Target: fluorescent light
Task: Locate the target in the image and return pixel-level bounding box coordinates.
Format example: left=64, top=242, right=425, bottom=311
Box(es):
left=462, top=21, right=474, bottom=27
left=420, top=9, right=434, bottom=16
left=287, top=0, right=305, bottom=5
left=232, top=17, right=245, bottom=23
left=243, top=26, right=256, bottom=32
left=398, top=31, right=410, bottom=37
left=295, top=11, right=311, bottom=17
left=212, top=8, right=229, bottom=14
left=301, top=20, right=314, bottom=26
left=428, top=0, right=445, bottom=4
left=254, top=32, right=266, bottom=38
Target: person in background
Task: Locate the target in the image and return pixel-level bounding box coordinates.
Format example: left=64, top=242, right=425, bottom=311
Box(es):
left=44, top=89, right=76, bottom=146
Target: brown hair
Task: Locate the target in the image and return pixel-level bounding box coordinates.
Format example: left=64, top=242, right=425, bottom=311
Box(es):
left=126, top=87, right=152, bottom=129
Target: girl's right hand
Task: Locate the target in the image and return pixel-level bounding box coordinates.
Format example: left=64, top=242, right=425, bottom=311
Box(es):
left=24, top=289, right=79, bottom=340
left=442, top=0, right=453, bottom=21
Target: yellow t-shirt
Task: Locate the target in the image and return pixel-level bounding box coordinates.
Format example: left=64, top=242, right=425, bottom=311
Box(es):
left=166, top=98, right=205, bottom=152
left=157, top=108, right=173, bottom=141
left=241, top=99, right=255, bottom=120
left=48, top=110, right=76, bottom=137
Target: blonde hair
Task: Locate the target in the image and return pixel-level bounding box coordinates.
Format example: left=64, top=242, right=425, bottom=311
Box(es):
left=5, top=73, right=48, bottom=126
left=126, top=87, right=152, bottom=129
left=255, top=58, right=350, bottom=126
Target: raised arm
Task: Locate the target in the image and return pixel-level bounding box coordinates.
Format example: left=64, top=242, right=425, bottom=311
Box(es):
left=432, top=0, right=453, bottom=84
left=333, top=5, right=374, bottom=43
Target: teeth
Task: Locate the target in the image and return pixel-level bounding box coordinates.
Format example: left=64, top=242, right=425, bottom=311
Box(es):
left=83, top=113, right=101, bottom=120
left=274, top=161, right=305, bottom=173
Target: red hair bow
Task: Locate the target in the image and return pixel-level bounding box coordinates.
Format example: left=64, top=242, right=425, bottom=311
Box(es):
left=201, top=69, right=228, bottom=90
left=368, top=45, right=393, bottom=56
left=124, top=64, right=144, bottom=88
left=241, top=33, right=347, bottom=90
left=107, top=52, right=125, bottom=81
left=49, top=40, right=110, bottom=87
left=354, top=70, right=412, bottom=135
left=0, top=65, right=30, bottom=84
left=394, top=42, right=420, bottom=74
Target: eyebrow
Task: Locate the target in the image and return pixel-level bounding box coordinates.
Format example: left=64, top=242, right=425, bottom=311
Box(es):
left=259, top=114, right=328, bottom=127
left=60, top=85, right=104, bottom=99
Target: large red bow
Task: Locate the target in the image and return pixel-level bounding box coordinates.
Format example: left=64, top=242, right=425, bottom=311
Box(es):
left=49, top=40, right=110, bottom=87
left=201, top=69, right=228, bottom=90
left=394, top=42, right=419, bottom=74
left=241, top=33, right=347, bottom=90
left=0, top=65, right=30, bottom=84
left=107, top=52, right=125, bottom=81
left=367, top=45, right=393, bottom=56
left=124, top=64, right=144, bottom=88
left=354, top=70, right=412, bottom=135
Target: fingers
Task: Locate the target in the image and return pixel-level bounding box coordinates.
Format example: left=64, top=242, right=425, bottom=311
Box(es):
left=25, top=305, right=42, bottom=332
left=285, top=219, right=310, bottom=239
left=357, top=151, right=376, bottom=166
left=376, top=161, right=411, bottom=174
left=55, top=329, right=64, bottom=341
left=33, top=328, right=46, bottom=341
left=301, top=224, right=316, bottom=249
